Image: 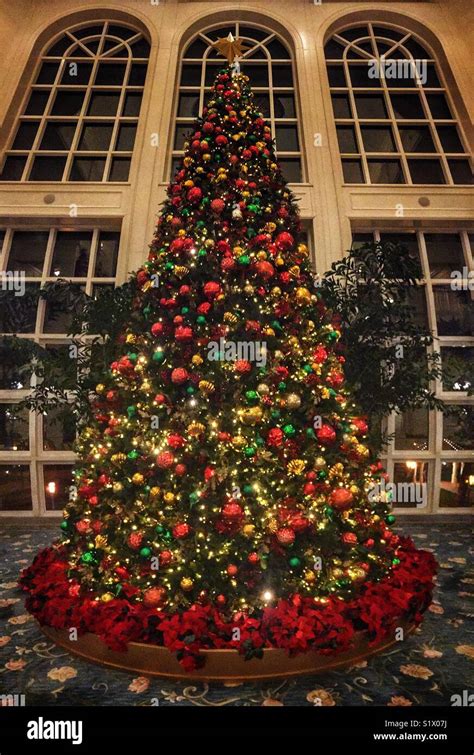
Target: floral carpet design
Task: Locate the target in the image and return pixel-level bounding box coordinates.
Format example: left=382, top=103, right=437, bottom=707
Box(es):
left=0, top=522, right=473, bottom=707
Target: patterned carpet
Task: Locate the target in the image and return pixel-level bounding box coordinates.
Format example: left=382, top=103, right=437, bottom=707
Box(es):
left=0, top=521, right=473, bottom=707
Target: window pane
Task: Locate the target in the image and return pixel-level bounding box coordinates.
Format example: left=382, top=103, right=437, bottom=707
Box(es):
left=342, top=159, right=364, bottom=183
left=273, top=93, right=295, bottom=118
left=267, top=38, right=290, bottom=59
left=184, top=37, right=208, bottom=58
left=448, top=160, right=473, bottom=185
left=278, top=158, right=302, bottom=183
left=425, top=65, right=441, bottom=88
left=394, top=408, right=429, bottom=451
left=0, top=284, right=39, bottom=333
left=0, top=342, right=31, bottom=389
left=351, top=232, right=374, bottom=249
left=441, top=346, right=474, bottom=391
left=36, top=62, right=60, bottom=85
left=0, top=156, right=27, bottom=181
left=349, top=65, right=380, bottom=88
left=109, top=157, right=130, bottom=181
left=405, top=286, right=429, bottom=328
left=29, top=156, right=67, bottom=181
left=325, top=39, right=346, bottom=59
left=6, top=231, right=48, bottom=275
left=51, top=91, right=86, bottom=116
left=87, top=91, right=121, bottom=116
left=426, top=93, right=452, bottom=119
left=78, top=123, right=114, bottom=151
left=44, top=464, right=74, bottom=510
left=0, top=404, right=29, bottom=450
left=115, top=124, right=136, bottom=151
left=327, top=65, right=346, bottom=87
left=39, top=121, right=77, bottom=150
left=123, top=92, right=142, bottom=116
left=390, top=93, right=424, bottom=119
left=443, top=407, right=473, bottom=450
left=95, top=63, right=126, bottom=86
left=408, top=159, right=445, bottom=184
left=254, top=93, right=270, bottom=118
left=0, top=465, right=31, bottom=511
left=379, top=232, right=420, bottom=261
left=95, top=231, right=120, bottom=276
left=439, top=461, right=474, bottom=508
left=12, top=122, right=40, bottom=150
left=178, top=93, right=200, bottom=117
left=424, top=233, right=465, bottom=278
left=361, top=126, right=396, bottom=152
left=174, top=123, right=192, bottom=150
left=69, top=157, right=106, bottom=181
left=181, top=64, right=201, bottom=86
left=434, top=287, right=474, bottom=336
left=331, top=94, right=351, bottom=118
left=354, top=93, right=387, bottom=119
left=337, top=126, right=358, bottom=153
left=398, top=126, right=436, bottom=153
left=129, top=64, right=147, bottom=86
left=43, top=287, right=84, bottom=334
left=368, top=159, right=404, bottom=183
left=272, top=65, right=293, bottom=87
left=275, top=125, right=299, bottom=151
left=50, top=231, right=92, bottom=277
left=241, top=65, right=269, bottom=87
left=61, top=62, right=93, bottom=85
left=43, top=406, right=76, bottom=450
left=436, top=125, right=464, bottom=153
left=24, top=91, right=50, bottom=116
left=392, top=461, right=429, bottom=509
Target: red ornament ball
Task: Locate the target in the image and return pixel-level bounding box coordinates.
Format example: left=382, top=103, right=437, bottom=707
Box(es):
left=173, top=523, right=191, bottom=539
left=276, top=527, right=296, bottom=546
left=275, top=231, right=294, bottom=251
left=187, top=187, right=202, bottom=204
left=210, top=198, right=225, bottom=214
left=342, top=532, right=357, bottom=545
left=329, top=488, right=354, bottom=510
left=156, top=451, right=174, bottom=469
left=222, top=501, right=243, bottom=521
left=227, top=564, right=238, bottom=576
left=143, top=586, right=167, bottom=608
left=128, top=532, right=143, bottom=549
left=317, top=424, right=336, bottom=444
left=171, top=368, right=188, bottom=384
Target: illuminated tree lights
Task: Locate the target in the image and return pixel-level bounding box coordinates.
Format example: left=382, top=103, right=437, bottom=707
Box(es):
left=21, top=65, right=436, bottom=667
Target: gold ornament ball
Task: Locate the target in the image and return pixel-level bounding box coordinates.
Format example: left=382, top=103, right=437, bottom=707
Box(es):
left=285, top=393, right=301, bottom=410
left=271, top=287, right=282, bottom=299
left=242, top=524, right=255, bottom=538
left=163, top=492, right=175, bottom=504
left=180, top=577, right=194, bottom=592
left=314, top=457, right=327, bottom=469
left=113, top=482, right=123, bottom=493
left=244, top=284, right=254, bottom=295
left=149, top=486, right=161, bottom=498
left=101, top=592, right=115, bottom=603
left=295, top=287, right=311, bottom=306
left=132, top=473, right=144, bottom=486
left=257, top=383, right=270, bottom=395
left=95, top=383, right=105, bottom=394
left=304, top=570, right=316, bottom=583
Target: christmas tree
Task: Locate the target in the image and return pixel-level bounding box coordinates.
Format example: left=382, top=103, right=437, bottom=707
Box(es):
left=21, top=44, right=435, bottom=671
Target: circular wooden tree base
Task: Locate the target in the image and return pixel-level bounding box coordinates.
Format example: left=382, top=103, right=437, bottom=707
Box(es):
left=41, top=623, right=415, bottom=682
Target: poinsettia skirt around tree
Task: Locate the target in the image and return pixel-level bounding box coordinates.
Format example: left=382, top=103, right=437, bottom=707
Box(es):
left=20, top=537, right=436, bottom=672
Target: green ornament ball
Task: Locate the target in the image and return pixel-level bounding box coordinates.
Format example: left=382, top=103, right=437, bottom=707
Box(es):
left=81, top=552, right=94, bottom=564
left=289, top=556, right=301, bottom=568
left=386, top=514, right=396, bottom=524
left=152, top=350, right=165, bottom=362
left=60, top=520, right=68, bottom=530
left=140, top=547, right=152, bottom=558
left=244, top=446, right=256, bottom=457
left=283, top=423, right=296, bottom=437
left=245, top=390, right=259, bottom=404
left=238, top=254, right=250, bottom=265
left=127, top=450, right=140, bottom=460
left=243, top=484, right=253, bottom=495
left=196, top=315, right=206, bottom=325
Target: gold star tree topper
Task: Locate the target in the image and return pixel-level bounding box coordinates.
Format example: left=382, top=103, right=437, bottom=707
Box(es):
left=212, top=32, right=247, bottom=64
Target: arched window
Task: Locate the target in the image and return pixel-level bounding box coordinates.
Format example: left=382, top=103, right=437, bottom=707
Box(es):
left=325, top=23, right=472, bottom=185
left=0, top=22, right=150, bottom=183
left=172, top=22, right=303, bottom=183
